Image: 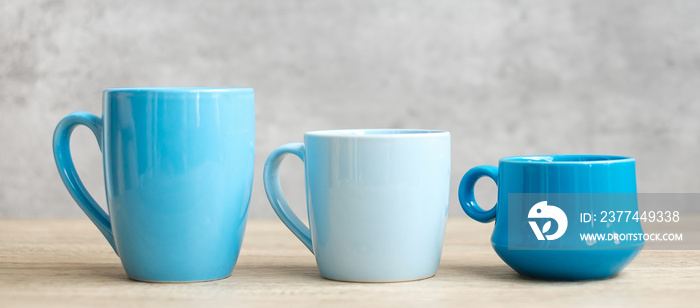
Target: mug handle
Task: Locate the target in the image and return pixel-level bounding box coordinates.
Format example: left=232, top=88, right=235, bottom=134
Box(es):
left=263, top=143, right=313, bottom=252
left=458, top=165, right=499, bottom=223
left=53, top=112, right=117, bottom=253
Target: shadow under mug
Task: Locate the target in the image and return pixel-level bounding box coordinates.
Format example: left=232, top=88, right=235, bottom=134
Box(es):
left=53, top=87, right=255, bottom=282
left=459, top=155, right=644, bottom=280
left=263, top=129, right=451, bottom=282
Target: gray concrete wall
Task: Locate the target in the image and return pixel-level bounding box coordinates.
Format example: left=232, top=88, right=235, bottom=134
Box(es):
left=1, top=0, right=699, bottom=220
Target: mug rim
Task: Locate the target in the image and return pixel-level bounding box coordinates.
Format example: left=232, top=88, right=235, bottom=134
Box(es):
left=103, top=87, right=253, bottom=94
left=500, top=155, right=634, bottom=164
left=304, top=128, right=449, bottom=138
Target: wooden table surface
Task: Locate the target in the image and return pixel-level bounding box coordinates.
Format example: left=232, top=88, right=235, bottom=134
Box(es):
left=1, top=218, right=698, bottom=307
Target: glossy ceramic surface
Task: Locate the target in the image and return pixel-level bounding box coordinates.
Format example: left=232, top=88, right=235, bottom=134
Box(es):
left=264, top=129, right=450, bottom=282
left=53, top=88, right=255, bottom=282
left=459, top=155, right=644, bottom=280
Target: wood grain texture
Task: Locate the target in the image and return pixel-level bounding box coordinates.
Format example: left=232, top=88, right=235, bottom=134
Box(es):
left=1, top=218, right=698, bottom=307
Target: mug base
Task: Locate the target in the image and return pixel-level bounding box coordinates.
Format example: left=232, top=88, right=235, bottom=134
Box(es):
left=516, top=272, right=619, bottom=282
left=127, top=274, right=232, bottom=283
left=321, top=273, right=436, bottom=283
left=492, top=243, right=643, bottom=281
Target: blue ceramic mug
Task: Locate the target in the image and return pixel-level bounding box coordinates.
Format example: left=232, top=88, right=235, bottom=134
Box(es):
left=53, top=88, right=255, bottom=282
left=459, top=155, right=644, bottom=280
left=264, top=129, right=450, bottom=282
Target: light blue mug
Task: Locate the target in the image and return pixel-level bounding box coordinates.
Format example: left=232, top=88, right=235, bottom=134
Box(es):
left=264, top=129, right=450, bottom=282
left=459, top=155, right=644, bottom=280
left=53, top=88, right=255, bottom=282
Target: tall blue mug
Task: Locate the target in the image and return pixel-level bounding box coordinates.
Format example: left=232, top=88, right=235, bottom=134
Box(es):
left=263, top=129, right=451, bottom=282
left=53, top=88, right=255, bottom=282
left=459, top=155, right=644, bottom=280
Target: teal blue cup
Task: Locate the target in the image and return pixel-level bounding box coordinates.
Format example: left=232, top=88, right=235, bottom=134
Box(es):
left=53, top=88, right=255, bottom=282
left=264, top=129, right=451, bottom=282
left=459, top=155, right=644, bottom=280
